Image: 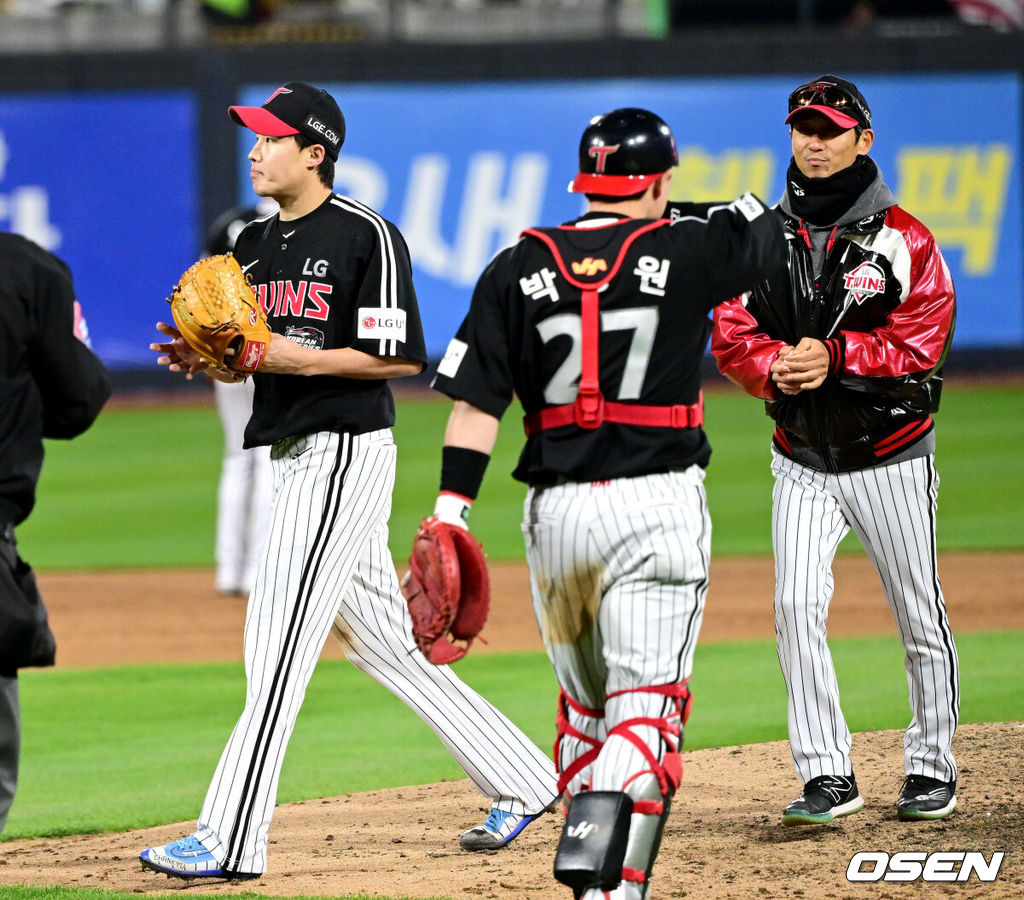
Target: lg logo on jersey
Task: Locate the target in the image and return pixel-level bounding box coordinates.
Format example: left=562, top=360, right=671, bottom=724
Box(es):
left=846, top=851, right=1005, bottom=883
left=357, top=307, right=407, bottom=341
left=302, top=258, right=329, bottom=278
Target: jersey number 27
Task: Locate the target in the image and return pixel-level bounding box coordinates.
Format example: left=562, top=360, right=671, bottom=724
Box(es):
left=537, top=306, right=659, bottom=404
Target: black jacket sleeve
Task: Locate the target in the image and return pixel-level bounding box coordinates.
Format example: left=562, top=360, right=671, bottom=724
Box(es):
left=25, top=242, right=111, bottom=438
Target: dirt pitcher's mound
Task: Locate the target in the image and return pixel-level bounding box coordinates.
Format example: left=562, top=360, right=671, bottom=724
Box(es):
left=1, top=723, right=1020, bottom=899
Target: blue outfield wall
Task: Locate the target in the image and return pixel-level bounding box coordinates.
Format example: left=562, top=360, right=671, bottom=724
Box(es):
left=0, top=91, right=200, bottom=367
left=1, top=73, right=1020, bottom=367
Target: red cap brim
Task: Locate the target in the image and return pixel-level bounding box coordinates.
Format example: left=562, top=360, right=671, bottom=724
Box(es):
left=229, top=105, right=300, bottom=137
left=568, top=171, right=663, bottom=195
left=785, top=105, right=860, bottom=130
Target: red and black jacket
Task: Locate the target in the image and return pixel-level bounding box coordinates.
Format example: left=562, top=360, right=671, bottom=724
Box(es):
left=711, top=205, right=956, bottom=473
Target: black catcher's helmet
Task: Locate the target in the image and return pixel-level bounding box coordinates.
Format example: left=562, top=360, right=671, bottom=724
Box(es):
left=569, top=108, right=678, bottom=196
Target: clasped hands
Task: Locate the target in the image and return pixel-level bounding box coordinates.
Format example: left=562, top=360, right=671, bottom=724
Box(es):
left=771, top=337, right=830, bottom=396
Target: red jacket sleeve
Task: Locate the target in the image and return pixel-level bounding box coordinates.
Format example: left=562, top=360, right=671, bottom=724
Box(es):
left=840, top=207, right=955, bottom=386
left=711, top=296, right=789, bottom=400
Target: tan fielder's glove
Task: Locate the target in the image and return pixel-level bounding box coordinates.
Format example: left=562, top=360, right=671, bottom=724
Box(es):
left=169, top=253, right=271, bottom=374
left=401, top=516, right=491, bottom=665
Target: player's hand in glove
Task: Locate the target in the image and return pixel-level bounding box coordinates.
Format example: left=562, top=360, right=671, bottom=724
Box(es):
left=151, top=321, right=213, bottom=380
left=168, top=253, right=271, bottom=375
left=401, top=509, right=490, bottom=665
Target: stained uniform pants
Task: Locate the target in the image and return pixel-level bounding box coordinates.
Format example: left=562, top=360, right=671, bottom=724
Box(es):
left=522, top=467, right=709, bottom=796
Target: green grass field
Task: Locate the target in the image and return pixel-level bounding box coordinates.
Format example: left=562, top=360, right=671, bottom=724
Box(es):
left=2, top=381, right=1021, bottom=900
left=16, top=380, right=1024, bottom=568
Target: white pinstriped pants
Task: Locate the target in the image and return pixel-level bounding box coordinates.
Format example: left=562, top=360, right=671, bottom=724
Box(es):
left=195, top=429, right=556, bottom=875
left=522, top=467, right=709, bottom=797
left=771, top=451, right=959, bottom=786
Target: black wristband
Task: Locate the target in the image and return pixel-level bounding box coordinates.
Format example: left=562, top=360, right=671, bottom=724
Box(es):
left=440, top=446, right=491, bottom=501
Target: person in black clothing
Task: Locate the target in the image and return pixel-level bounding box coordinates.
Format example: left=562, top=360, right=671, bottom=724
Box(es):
left=0, top=232, right=111, bottom=834
left=429, top=108, right=785, bottom=900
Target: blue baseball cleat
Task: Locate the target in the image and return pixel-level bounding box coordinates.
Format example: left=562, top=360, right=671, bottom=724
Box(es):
left=459, top=806, right=538, bottom=850
left=139, top=835, right=260, bottom=880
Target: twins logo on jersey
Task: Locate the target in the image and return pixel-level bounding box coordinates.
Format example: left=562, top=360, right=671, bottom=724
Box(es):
left=843, top=261, right=887, bottom=304
left=255, top=281, right=331, bottom=320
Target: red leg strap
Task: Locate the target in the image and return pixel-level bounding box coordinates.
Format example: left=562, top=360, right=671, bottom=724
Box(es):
left=622, top=867, right=648, bottom=884
left=554, top=688, right=604, bottom=796
left=607, top=679, right=692, bottom=725
left=603, top=681, right=693, bottom=795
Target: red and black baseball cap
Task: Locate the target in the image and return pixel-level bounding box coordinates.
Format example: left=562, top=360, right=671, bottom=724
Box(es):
left=568, top=108, right=678, bottom=196
left=785, top=75, right=872, bottom=131
left=229, top=82, right=345, bottom=160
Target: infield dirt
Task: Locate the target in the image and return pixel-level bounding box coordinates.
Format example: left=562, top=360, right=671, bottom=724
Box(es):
left=0, top=551, right=1021, bottom=898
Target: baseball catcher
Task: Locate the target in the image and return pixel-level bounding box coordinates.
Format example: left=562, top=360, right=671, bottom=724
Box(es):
left=402, top=515, right=490, bottom=664
left=169, top=254, right=271, bottom=374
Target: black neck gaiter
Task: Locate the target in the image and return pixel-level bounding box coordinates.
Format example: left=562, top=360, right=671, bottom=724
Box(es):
left=786, top=155, right=878, bottom=226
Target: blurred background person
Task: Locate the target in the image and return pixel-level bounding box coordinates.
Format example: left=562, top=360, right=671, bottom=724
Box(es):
left=204, top=200, right=277, bottom=596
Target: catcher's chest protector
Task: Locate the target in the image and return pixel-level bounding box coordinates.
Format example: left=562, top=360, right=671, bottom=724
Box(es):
left=520, top=220, right=703, bottom=434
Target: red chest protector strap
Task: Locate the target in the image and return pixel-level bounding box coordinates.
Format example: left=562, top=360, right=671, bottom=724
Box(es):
left=520, top=221, right=704, bottom=435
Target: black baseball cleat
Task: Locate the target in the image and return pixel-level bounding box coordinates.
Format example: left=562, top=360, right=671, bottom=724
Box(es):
left=781, top=774, right=864, bottom=826
left=897, top=774, right=957, bottom=821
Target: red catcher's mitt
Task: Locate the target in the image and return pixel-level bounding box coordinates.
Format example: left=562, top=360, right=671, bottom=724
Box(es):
left=169, top=253, right=271, bottom=374
left=401, top=516, right=490, bottom=665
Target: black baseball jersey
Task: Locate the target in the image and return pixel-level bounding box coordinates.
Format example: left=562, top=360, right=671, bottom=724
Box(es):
left=205, top=200, right=276, bottom=257
left=232, top=194, right=427, bottom=447
left=1, top=233, right=111, bottom=525
left=432, top=195, right=785, bottom=485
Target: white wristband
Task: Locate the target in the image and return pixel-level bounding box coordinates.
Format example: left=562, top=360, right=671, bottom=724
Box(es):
left=433, top=492, right=472, bottom=529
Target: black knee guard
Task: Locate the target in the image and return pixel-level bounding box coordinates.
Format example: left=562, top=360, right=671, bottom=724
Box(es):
left=553, top=790, right=633, bottom=892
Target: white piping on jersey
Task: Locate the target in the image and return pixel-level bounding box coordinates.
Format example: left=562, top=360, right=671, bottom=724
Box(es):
left=671, top=204, right=729, bottom=225
left=575, top=216, right=622, bottom=228
left=330, top=194, right=400, bottom=356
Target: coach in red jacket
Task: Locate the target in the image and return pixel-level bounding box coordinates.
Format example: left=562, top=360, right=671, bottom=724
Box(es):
left=712, top=75, right=960, bottom=828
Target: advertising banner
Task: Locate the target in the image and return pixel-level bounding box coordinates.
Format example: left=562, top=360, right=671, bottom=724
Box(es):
left=237, top=74, right=1022, bottom=356
left=0, top=92, right=198, bottom=367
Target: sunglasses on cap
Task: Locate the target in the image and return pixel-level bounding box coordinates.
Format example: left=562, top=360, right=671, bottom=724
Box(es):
left=787, top=82, right=870, bottom=128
